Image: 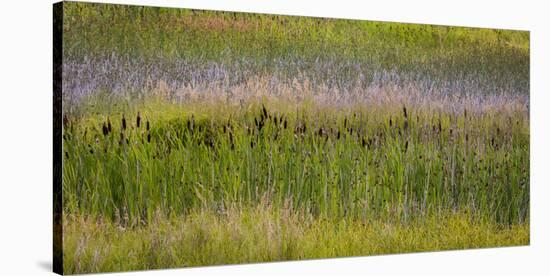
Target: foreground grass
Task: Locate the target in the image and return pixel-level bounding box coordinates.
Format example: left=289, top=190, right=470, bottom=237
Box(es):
left=63, top=206, right=528, bottom=274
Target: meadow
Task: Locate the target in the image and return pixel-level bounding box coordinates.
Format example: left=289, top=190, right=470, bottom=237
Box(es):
left=60, top=2, right=529, bottom=274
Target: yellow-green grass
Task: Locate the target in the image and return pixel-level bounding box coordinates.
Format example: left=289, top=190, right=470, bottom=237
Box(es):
left=63, top=206, right=529, bottom=274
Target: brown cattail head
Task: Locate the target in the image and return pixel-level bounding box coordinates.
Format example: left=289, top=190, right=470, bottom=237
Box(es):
left=102, top=122, right=108, bottom=136
left=403, top=106, right=408, bottom=119
left=147, top=133, right=151, bottom=143
left=136, top=112, right=141, bottom=128
left=122, top=115, right=127, bottom=130
left=146, top=120, right=150, bottom=131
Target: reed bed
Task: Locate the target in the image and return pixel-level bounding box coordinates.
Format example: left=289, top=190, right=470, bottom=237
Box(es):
left=62, top=97, right=529, bottom=227
left=59, top=2, right=529, bottom=273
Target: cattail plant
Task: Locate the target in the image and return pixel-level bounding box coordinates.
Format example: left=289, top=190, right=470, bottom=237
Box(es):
left=136, top=112, right=141, bottom=128
left=102, top=122, right=108, bottom=136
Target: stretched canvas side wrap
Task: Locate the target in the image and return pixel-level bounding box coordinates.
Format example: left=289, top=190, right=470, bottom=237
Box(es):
left=53, top=1, right=530, bottom=274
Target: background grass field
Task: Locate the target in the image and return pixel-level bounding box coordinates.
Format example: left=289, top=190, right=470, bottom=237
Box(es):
left=60, top=2, right=529, bottom=274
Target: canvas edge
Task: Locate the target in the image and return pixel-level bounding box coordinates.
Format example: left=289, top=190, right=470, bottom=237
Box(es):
left=53, top=1, right=64, bottom=275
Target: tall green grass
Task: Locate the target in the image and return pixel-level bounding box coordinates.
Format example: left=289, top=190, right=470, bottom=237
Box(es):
left=62, top=98, right=529, bottom=226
